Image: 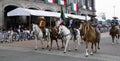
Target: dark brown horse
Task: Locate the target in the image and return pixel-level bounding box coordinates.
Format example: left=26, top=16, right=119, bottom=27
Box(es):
left=49, top=27, right=64, bottom=51
left=80, top=21, right=101, bottom=57
left=109, top=24, right=119, bottom=44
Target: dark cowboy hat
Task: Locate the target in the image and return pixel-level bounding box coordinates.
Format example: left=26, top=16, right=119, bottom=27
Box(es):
left=89, top=15, right=96, bottom=17
left=112, top=17, right=118, bottom=19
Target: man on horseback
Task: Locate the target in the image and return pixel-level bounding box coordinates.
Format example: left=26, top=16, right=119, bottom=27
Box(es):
left=111, top=17, right=120, bottom=35
left=66, top=16, right=77, bottom=40
left=88, top=15, right=100, bottom=40
left=39, top=16, right=46, bottom=38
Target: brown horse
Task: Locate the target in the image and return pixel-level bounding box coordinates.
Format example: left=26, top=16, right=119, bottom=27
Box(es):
left=49, top=27, right=64, bottom=51
left=109, top=24, right=119, bottom=44
left=80, top=21, right=101, bottom=57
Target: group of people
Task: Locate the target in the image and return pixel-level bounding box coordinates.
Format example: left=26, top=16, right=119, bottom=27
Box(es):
left=38, top=15, right=120, bottom=40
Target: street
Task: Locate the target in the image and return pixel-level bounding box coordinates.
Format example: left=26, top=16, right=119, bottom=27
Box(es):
left=0, top=32, right=120, bottom=61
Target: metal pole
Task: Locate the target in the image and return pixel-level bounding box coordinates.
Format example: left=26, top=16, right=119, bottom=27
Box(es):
left=85, top=9, right=88, bottom=21
left=29, top=16, right=31, bottom=30
left=50, top=17, right=51, bottom=28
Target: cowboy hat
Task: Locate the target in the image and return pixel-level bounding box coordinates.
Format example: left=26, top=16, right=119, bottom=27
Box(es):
left=112, top=17, right=118, bottom=19
left=68, top=16, right=73, bottom=19
left=40, top=16, right=45, bottom=20
left=89, top=15, right=96, bottom=17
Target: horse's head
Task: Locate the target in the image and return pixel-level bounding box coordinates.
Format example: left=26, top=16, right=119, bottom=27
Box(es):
left=111, top=24, right=116, bottom=28
left=51, top=27, right=59, bottom=35
left=80, top=21, right=88, bottom=34
left=31, top=24, right=41, bottom=35
left=58, top=25, right=64, bottom=35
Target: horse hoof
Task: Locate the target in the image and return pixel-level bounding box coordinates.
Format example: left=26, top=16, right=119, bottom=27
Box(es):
left=75, top=49, right=78, bottom=51
left=68, top=50, right=71, bottom=52
left=61, top=46, right=64, bottom=49
left=98, top=48, right=100, bottom=50
left=63, top=52, right=66, bottom=53
left=34, top=49, right=38, bottom=50
left=90, top=53, right=93, bottom=55
left=112, top=43, right=114, bottom=45
left=85, top=55, right=88, bottom=57
left=47, top=45, right=49, bottom=48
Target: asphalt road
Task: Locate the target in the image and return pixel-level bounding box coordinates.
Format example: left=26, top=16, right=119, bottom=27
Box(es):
left=0, top=32, right=120, bottom=61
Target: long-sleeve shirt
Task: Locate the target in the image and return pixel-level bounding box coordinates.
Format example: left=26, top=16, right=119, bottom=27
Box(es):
left=89, top=18, right=98, bottom=27
left=111, top=19, right=119, bottom=26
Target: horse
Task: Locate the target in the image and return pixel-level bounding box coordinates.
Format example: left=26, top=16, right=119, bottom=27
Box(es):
left=109, top=24, right=120, bottom=44
left=58, top=25, right=81, bottom=53
left=80, top=21, right=101, bottom=57
left=31, top=24, right=50, bottom=50
left=49, top=27, right=60, bottom=50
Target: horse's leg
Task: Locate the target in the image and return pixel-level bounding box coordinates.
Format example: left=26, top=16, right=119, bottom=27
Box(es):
left=116, top=35, right=119, bottom=44
left=97, top=35, right=100, bottom=49
left=112, top=36, right=115, bottom=45
left=64, top=37, right=70, bottom=53
left=61, top=39, right=64, bottom=48
left=94, top=42, right=97, bottom=53
left=35, top=37, right=38, bottom=50
left=41, top=39, right=44, bottom=49
left=75, top=36, right=80, bottom=51
left=46, top=36, right=50, bottom=48
left=85, top=41, right=89, bottom=57
left=55, top=39, right=59, bottom=50
left=49, top=39, right=53, bottom=51
left=90, top=43, right=93, bottom=55
left=97, top=40, right=100, bottom=50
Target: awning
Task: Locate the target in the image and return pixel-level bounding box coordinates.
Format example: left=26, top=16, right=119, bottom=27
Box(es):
left=7, top=8, right=88, bottom=20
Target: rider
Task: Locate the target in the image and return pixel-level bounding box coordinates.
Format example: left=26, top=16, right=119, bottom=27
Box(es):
left=39, top=16, right=46, bottom=38
left=88, top=15, right=100, bottom=40
left=66, top=16, right=76, bottom=40
left=111, top=17, right=120, bottom=34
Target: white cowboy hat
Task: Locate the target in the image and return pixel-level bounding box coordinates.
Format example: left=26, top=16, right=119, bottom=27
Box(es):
left=40, top=16, right=45, bottom=20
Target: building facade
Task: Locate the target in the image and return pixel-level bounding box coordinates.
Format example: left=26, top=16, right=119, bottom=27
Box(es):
left=0, top=0, right=95, bottom=29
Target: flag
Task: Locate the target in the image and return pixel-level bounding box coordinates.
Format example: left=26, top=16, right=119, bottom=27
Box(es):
left=45, top=0, right=56, bottom=3
left=59, top=6, right=65, bottom=25
left=80, top=0, right=86, bottom=9
left=87, top=0, right=92, bottom=10
left=71, top=3, right=79, bottom=11
left=57, top=0, right=66, bottom=6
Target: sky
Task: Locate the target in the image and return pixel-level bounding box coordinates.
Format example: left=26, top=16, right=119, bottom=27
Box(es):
left=95, top=0, right=120, bottom=19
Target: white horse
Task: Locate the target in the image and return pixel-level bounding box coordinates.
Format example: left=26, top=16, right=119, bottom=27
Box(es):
left=74, top=28, right=82, bottom=50
left=31, top=24, right=50, bottom=50
left=58, top=25, right=81, bottom=53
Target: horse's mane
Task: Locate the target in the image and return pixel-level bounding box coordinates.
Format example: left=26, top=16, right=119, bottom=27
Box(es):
left=84, top=21, right=94, bottom=32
